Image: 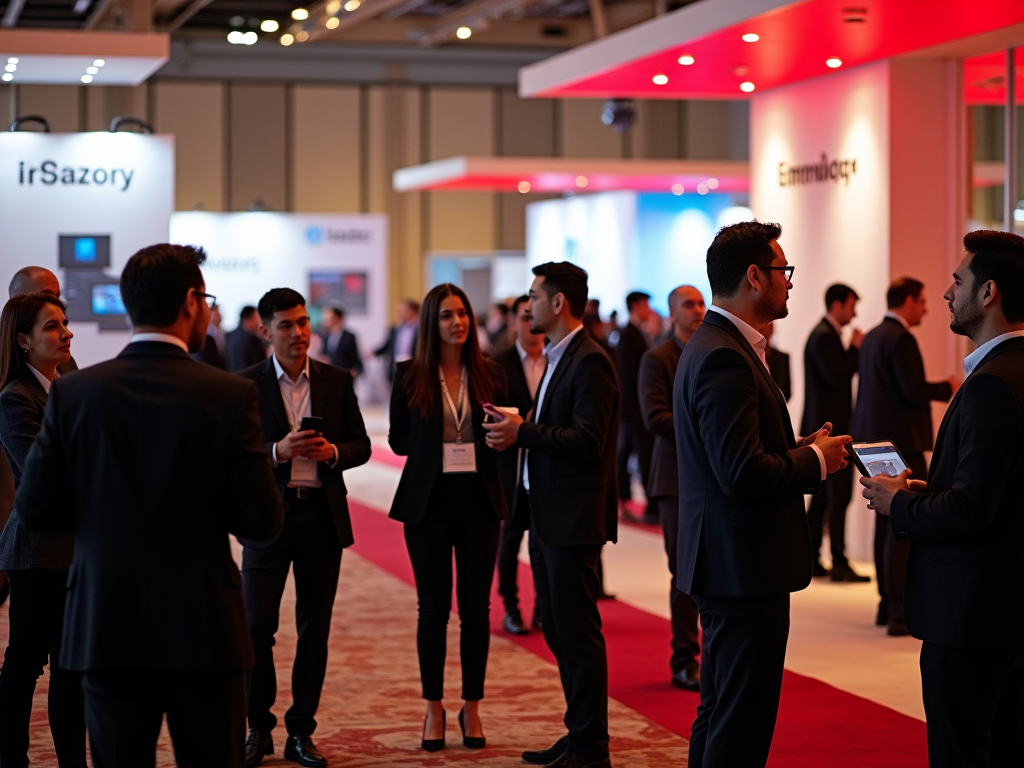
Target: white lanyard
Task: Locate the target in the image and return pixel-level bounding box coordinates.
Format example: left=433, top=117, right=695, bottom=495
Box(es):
left=283, top=376, right=311, bottom=432
left=439, top=367, right=468, bottom=442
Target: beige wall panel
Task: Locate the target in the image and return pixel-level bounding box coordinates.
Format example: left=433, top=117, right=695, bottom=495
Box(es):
left=229, top=83, right=287, bottom=212
left=684, top=100, right=749, bottom=160
left=560, top=99, right=622, bottom=158
left=18, top=86, right=80, bottom=132
left=499, top=192, right=550, bottom=250
left=85, top=86, right=148, bottom=132
left=429, top=192, right=494, bottom=252
left=153, top=81, right=224, bottom=211
left=500, top=90, right=555, bottom=156
left=292, top=85, right=361, bottom=212
left=0, top=84, right=12, bottom=129
left=633, top=100, right=679, bottom=159
left=428, top=87, right=494, bottom=159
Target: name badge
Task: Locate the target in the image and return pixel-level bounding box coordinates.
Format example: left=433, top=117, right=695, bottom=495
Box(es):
left=288, top=456, right=320, bottom=488
left=442, top=441, right=477, bottom=473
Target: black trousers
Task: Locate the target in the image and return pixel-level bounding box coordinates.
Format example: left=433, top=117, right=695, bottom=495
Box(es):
left=404, top=472, right=500, bottom=701
left=82, top=667, right=245, bottom=768
left=650, top=497, right=700, bottom=674
left=920, top=641, right=1024, bottom=767
left=497, top=518, right=525, bottom=613
left=806, top=462, right=853, bottom=569
left=529, top=518, right=609, bottom=760
left=689, top=593, right=790, bottom=768
left=617, top=418, right=653, bottom=501
left=874, top=452, right=927, bottom=621
left=243, top=494, right=343, bottom=736
left=0, top=568, right=86, bottom=768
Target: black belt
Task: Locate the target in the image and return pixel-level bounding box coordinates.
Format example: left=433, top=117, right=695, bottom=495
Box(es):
left=287, top=486, right=324, bottom=500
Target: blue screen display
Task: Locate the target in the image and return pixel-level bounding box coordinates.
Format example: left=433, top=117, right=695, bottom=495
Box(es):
left=74, top=238, right=97, bottom=262
left=91, top=285, right=125, bottom=315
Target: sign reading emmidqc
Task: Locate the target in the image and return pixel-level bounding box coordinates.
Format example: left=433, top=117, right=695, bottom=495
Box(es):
left=778, top=153, right=858, bottom=187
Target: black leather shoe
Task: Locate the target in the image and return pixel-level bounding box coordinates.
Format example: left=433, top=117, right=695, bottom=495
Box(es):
left=284, top=735, right=327, bottom=767
left=244, top=728, right=273, bottom=768
left=544, top=753, right=612, bottom=767
left=887, top=618, right=910, bottom=636
left=671, top=667, right=700, bottom=692
left=532, top=607, right=544, bottom=631
left=421, top=709, right=445, bottom=752
left=830, top=567, right=871, bottom=583
left=522, top=735, right=568, bottom=765
left=876, top=602, right=889, bottom=626
left=459, top=707, right=485, bottom=749
left=811, top=560, right=831, bottom=578
left=504, top=609, right=529, bottom=635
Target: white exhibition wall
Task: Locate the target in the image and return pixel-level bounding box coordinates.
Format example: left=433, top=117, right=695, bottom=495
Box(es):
left=0, top=133, right=175, bottom=366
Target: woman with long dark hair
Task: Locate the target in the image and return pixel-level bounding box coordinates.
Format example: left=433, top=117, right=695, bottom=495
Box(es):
left=388, top=283, right=510, bottom=751
left=0, top=293, right=85, bottom=768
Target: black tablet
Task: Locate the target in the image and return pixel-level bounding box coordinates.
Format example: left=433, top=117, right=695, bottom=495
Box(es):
left=849, top=440, right=910, bottom=478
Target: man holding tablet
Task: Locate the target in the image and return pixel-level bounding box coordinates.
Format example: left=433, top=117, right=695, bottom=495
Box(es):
left=861, top=230, right=1024, bottom=768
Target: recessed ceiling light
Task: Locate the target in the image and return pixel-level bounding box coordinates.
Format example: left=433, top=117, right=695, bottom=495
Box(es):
left=7, top=57, right=18, bottom=64
left=707, top=178, right=719, bottom=189
left=697, top=182, right=709, bottom=195
left=93, top=59, right=105, bottom=66
left=291, top=7, right=309, bottom=20
left=242, top=31, right=258, bottom=44
left=326, top=16, right=340, bottom=28
left=677, top=55, right=695, bottom=66
left=261, top=19, right=279, bottom=32
left=280, top=33, right=295, bottom=45
left=742, top=33, right=759, bottom=42
left=86, top=66, right=99, bottom=74
left=740, top=81, right=755, bottom=92
left=575, top=175, right=588, bottom=188
left=456, top=26, right=472, bottom=39
left=327, top=0, right=341, bottom=12
left=1, top=73, right=12, bottom=82
left=4, top=64, right=15, bottom=72
left=652, top=74, right=669, bottom=85
left=518, top=181, right=531, bottom=193
left=671, top=184, right=684, bottom=195
left=81, top=74, right=93, bottom=83
left=295, top=30, right=309, bottom=41
left=826, top=57, right=842, bottom=68
left=343, top=0, right=360, bottom=9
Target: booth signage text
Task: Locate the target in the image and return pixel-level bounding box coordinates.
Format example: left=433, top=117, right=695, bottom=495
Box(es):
left=18, top=160, right=135, bottom=191
left=778, top=153, right=857, bottom=188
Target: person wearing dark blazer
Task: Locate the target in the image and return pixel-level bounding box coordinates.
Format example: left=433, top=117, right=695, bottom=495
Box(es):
left=762, top=322, right=792, bottom=401
left=861, top=230, right=1024, bottom=768
left=15, top=244, right=284, bottom=768
left=484, top=262, right=619, bottom=768
left=615, top=292, right=653, bottom=514
left=374, top=299, right=419, bottom=383
left=319, top=306, right=363, bottom=375
left=239, top=289, right=371, bottom=768
left=852, top=277, right=957, bottom=634
left=491, top=295, right=546, bottom=636
left=675, top=223, right=851, bottom=768
left=0, top=293, right=85, bottom=768
left=225, top=306, right=268, bottom=372
left=801, top=284, right=869, bottom=582
left=389, top=284, right=508, bottom=753
left=192, top=305, right=227, bottom=369
left=638, top=285, right=705, bottom=693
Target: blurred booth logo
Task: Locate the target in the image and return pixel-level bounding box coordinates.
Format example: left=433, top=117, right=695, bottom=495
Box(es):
left=306, top=225, right=372, bottom=246
left=306, top=226, right=324, bottom=244
left=206, top=257, right=262, bottom=273
left=778, top=153, right=858, bottom=188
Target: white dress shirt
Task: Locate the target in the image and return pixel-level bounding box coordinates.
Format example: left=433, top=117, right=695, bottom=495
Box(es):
left=395, top=322, right=417, bottom=363
left=523, top=323, right=584, bottom=493
left=25, top=363, right=57, bottom=394
left=708, top=305, right=826, bottom=480
left=269, top=355, right=338, bottom=475
left=824, top=314, right=843, bottom=336
left=516, top=340, right=547, bottom=400
left=130, top=332, right=189, bottom=353
left=963, top=330, right=1024, bottom=378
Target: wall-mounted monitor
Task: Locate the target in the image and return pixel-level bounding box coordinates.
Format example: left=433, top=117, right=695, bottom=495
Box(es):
left=59, top=235, right=111, bottom=269
left=91, top=284, right=126, bottom=316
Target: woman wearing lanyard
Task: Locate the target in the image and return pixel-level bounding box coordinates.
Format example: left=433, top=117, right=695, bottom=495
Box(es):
left=388, top=283, right=509, bottom=752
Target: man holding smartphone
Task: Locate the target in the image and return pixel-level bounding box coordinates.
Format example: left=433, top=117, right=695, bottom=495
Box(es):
left=238, top=288, right=371, bottom=768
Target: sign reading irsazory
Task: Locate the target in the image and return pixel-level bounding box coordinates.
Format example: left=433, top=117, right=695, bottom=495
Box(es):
left=18, top=160, right=135, bottom=191
left=779, top=153, right=857, bottom=187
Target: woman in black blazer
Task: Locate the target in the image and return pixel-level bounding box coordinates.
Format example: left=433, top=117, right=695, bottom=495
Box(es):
left=389, top=283, right=509, bottom=751
left=0, top=293, right=85, bottom=768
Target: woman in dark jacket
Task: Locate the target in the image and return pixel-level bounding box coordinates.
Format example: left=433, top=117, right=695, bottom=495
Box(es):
left=389, top=283, right=509, bottom=752
left=0, top=293, right=85, bottom=768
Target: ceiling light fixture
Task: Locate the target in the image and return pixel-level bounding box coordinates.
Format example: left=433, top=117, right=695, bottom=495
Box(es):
left=707, top=178, right=719, bottom=189
left=280, top=33, right=295, bottom=45
left=518, top=181, right=531, bottom=193
left=652, top=74, right=669, bottom=85
left=697, top=182, right=709, bottom=195
left=456, top=26, right=472, bottom=39
left=86, top=66, right=99, bottom=74
left=291, top=7, right=309, bottom=20
left=344, top=0, right=360, bottom=9
left=740, top=81, right=755, bottom=92
left=826, top=57, right=842, bottom=68
left=7, top=57, right=18, bottom=64
left=326, top=0, right=341, bottom=12
left=4, top=63, right=15, bottom=72
left=296, top=30, right=309, bottom=41
left=741, top=33, right=759, bottom=42
left=93, top=59, right=104, bottom=66
left=261, top=19, right=279, bottom=32
left=677, top=55, right=694, bottom=66
left=326, top=16, right=340, bottom=28
left=1, top=73, right=12, bottom=82
left=575, top=175, right=588, bottom=188
left=671, top=184, right=684, bottom=195
left=81, top=74, right=93, bottom=83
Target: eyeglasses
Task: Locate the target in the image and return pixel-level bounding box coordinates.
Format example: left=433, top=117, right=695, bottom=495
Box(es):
left=196, top=291, right=218, bottom=308
left=764, top=265, right=795, bottom=282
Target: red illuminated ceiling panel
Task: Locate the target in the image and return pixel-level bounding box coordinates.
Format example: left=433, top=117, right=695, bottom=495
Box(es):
left=520, top=0, right=1024, bottom=100
left=964, top=49, right=1024, bottom=105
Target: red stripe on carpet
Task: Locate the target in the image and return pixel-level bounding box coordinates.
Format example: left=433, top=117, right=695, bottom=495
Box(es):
left=370, top=445, right=406, bottom=469
left=348, top=497, right=928, bottom=767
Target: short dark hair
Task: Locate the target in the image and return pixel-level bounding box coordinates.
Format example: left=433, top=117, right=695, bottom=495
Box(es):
left=258, top=288, right=306, bottom=324
left=963, top=229, right=1024, bottom=322
left=492, top=303, right=509, bottom=317
left=239, top=306, right=258, bottom=321
left=400, top=298, right=420, bottom=314
left=706, top=221, right=782, bottom=297
left=120, top=244, right=206, bottom=327
left=326, top=305, right=345, bottom=320
left=511, top=294, right=530, bottom=316
left=532, top=261, right=588, bottom=319
left=825, top=283, right=859, bottom=310
left=625, top=291, right=651, bottom=311
left=887, top=277, right=924, bottom=309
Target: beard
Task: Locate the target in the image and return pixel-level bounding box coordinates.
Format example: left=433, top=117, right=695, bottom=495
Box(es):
left=949, top=294, right=983, bottom=338
left=187, top=317, right=208, bottom=353
left=755, top=289, right=789, bottom=323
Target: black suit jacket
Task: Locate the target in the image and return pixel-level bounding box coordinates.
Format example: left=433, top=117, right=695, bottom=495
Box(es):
left=323, top=329, right=363, bottom=375
left=674, top=311, right=819, bottom=596
left=638, top=337, right=683, bottom=499
left=852, top=317, right=952, bottom=452
left=491, top=345, right=540, bottom=508
left=891, top=337, right=1024, bottom=649
left=801, top=318, right=858, bottom=436
left=238, top=357, right=371, bottom=549
left=765, top=346, right=791, bottom=402
left=225, top=328, right=266, bottom=373
left=16, top=341, right=284, bottom=671
left=388, top=360, right=509, bottom=525
left=374, top=324, right=418, bottom=383
left=616, top=321, right=649, bottom=425
left=517, top=328, right=619, bottom=548
left=191, top=333, right=226, bottom=370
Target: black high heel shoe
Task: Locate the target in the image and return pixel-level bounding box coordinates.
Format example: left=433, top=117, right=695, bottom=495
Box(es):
left=421, top=709, right=446, bottom=752
left=459, top=707, right=486, bottom=749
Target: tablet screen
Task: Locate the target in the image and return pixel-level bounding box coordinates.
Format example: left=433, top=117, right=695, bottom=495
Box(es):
left=852, top=442, right=908, bottom=477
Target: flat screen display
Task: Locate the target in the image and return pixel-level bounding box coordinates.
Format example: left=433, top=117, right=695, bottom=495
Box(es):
left=91, top=284, right=126, bottom=316
left=851, top=441, right=908, bottom=478
left=59, top=234, right=111, bottom=268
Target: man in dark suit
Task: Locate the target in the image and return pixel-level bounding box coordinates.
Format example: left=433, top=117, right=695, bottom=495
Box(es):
left=861, top=230, right=1024, bottom=767
left=373, top=299, right=418, bottom=383
left=802, top=284, right=868, bottom=582
left=853, top=277, right=957, bottom=634
left=484, top=262, right=619, bottom=768
left=192, top=305, right=226, bottom=369
left=319, top=305, right=363, bottom=376
left=615, top=291, right=654, bottom=519
left=225, top=306, right=267, bottom=372
left=491, top=295, right=546, bottom=636
left=675, top=222, right=851, bottom=767
left=638, top=285, right=705, bottom=691
left=239, top=289, right=371, bottom=768
left=16, top=244, right=284, bottom=767
left=762, top=322, right=791, bottom=401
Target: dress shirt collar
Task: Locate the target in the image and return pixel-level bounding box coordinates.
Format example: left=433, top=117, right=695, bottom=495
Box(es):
left=272, top=353, right=310, bottom=383
left=708, top=305, right=767, bottom=362
left=544, top=323, right=584, bottom=368
left=516, top=339, right=544, bottom=363
left=130, top=332, right=189, bottom=353
left=824, top=314, right=844, bottom=336
left=884, top=311, right=910, bottom=330
left=963, top=330, right=1024, bottom=378
left=25, top=363, right=56, bottom=393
